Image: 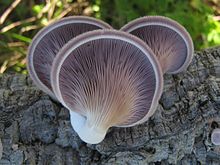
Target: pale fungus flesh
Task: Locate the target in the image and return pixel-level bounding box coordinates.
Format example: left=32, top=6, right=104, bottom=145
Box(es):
left=211, top=128, right=220, bottom=146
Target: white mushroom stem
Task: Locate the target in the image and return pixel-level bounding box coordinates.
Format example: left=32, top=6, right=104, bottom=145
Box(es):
left=69, top=110, right=107, bottom=144
left=69, top=110, right=86, bottom=133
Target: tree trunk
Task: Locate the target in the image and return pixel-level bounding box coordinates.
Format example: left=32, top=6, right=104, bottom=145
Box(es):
left=0, top=47, right=220, bottom=165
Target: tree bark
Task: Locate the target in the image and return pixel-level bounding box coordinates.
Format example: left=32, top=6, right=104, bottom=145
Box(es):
left=0, top=47, right=220, bottom=165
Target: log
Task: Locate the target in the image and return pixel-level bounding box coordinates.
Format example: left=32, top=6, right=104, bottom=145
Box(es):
left=0, top=47, right=220, bottom=165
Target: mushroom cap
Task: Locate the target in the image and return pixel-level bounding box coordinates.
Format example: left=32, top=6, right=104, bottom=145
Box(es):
left=211, top=128, right=220, bottom=146
left=121, top=16, right=194, bottom=74
left=27, top=16, right=112, bottom=99
left=51, top=29, right=163, bottom=144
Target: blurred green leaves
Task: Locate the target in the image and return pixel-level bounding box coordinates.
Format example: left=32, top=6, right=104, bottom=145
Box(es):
left=32, top=4, right=44, bottom=14
left=0, top=0, right=92, bottom=74
left=95, top=0, right=220, bottom=49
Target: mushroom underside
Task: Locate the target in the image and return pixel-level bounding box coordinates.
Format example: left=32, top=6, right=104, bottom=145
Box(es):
left=58, top=38, right=157, bottom=128
left=129, top=25, right=188, bottom=73
left=27, top=16, right=194, bottom=144
left=33, top=23, right=104, bottom=90
left=120, top=16, right=194, bottom=74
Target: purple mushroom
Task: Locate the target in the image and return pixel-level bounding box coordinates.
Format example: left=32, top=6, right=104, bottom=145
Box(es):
left=28, top=16, right=194, bottom=144
left=27, top=16, right=112, bottom=99
left=121, top=16, right=194, bottom=74
left=51, top=30, right=163, bottom=144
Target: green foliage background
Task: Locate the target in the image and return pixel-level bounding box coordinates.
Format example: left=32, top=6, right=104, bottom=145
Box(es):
left=0, top=0, right=220, bottom=73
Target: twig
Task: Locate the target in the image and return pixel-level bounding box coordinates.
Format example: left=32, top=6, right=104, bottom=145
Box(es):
left=0, top=0, right=22, bottom=25
left=48, top=0, right=57, bottom=20
left=47, top=6, right=73, bottom=25
left=0, top=60, right=8, bottom=74
left=20, top=25, right=40, bottom=33
left=8, top=42, right=26, bottom=47
left=1, top=17, right=37, bottom=33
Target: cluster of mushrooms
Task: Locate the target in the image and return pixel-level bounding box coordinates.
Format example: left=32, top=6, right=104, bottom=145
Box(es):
left=27, top=16, right=194, bottom=144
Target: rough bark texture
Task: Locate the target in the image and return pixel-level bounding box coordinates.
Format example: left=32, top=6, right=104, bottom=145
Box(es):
left=0, top=47, right=220, bottom=165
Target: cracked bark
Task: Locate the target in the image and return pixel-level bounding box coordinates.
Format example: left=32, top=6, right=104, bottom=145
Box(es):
left=0, top=47, right=220, bottom=165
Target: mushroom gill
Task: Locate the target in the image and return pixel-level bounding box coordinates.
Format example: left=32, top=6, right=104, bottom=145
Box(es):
left=121, top=16, right=194, bottom=74
left=51, top=30, right=163, bottom=144
left=27, top=16, right=112, bottom=99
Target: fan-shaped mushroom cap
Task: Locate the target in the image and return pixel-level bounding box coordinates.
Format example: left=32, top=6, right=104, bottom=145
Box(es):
left=211, top=128, right=220, bottom=145
left=51, top=30, right=163, bottom=144
left=121, top=16, right=194, bottom=74
left=27, top=16, right=112, bottom=99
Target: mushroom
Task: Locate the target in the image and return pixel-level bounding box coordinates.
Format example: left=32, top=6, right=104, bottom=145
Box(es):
left=28, top=16, right=194, bottom=144
left=211, top=128, right=220, bottom=145
left=51, top=29, right=164, bottom=144
left=27, top=16, right=112, bottom=99
left=121, top=16, right=194, bottom=74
